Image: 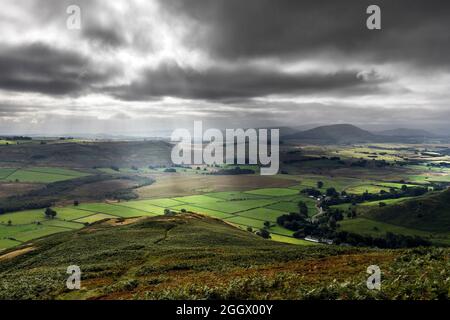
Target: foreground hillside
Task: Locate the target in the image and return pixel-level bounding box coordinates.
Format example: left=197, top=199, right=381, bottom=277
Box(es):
left=0, top=214, right=448, bottom=300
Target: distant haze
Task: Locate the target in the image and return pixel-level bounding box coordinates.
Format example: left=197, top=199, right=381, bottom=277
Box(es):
left=1, top=0, right=450, bottom=135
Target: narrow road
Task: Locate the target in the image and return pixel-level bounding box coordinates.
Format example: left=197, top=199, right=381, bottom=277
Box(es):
left=310, top=203, right=324, bottom=223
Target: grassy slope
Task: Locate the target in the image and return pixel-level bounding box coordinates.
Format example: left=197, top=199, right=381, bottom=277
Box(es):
left=0, top=214, right=448, bottom=300
left=364, top=189, right=450, bottom=233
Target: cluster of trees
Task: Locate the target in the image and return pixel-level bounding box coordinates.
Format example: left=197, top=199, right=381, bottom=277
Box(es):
left=283, top=156, right=343, bottom=165
left=301, top=188, right=322, bottom=197
left=0, top=136, right=32, bottom=141
left=248, top=220, right=274, bottom=239
left=275, top=187, right=431, bottom=248
left=212, top=167, right=255, bottom=175
left=277, top=212, right=319, bottom=236
left=164, top=208, right=177, bottom=215
left=332, top=231, right=431, bottom=248
left=276, top=211, right=431, bottom=248
left=44, top=208, right=57, bottom=219
left=304, top=184, right=430, bottom=208
left=350, top=159, right=391, bottom=168
left=321, top=185, right=428, bottom=208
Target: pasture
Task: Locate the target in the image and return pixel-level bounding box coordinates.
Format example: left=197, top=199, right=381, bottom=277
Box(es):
left=0, top=186, right=321, bottom=250
left=0, top=167, right=89, bottom=183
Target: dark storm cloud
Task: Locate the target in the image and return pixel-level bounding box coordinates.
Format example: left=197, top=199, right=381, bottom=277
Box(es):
left=109, top=62, right=388, bottom=101
left=160, top=0, right=450, bottom=67
left=0, top=43, right=114, bottom=95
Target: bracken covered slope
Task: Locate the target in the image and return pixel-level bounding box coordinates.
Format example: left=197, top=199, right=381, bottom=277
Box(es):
left=0, top=214, right=448, bottom=300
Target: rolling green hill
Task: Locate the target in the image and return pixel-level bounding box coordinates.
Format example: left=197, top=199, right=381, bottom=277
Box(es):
left=0, top=214, right=448, bottom=300
left=364, top=189, right=450, bottom=233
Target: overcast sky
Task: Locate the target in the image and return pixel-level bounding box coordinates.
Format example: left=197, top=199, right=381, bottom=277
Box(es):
left=1, top=0, right=450, bottom=135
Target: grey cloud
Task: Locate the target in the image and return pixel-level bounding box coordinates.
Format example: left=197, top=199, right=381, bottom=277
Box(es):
left=0, top=43, right=115, bottom=95
left=109, top=61, right=388, bottom=102
left=159, top=0, right=450, bottom=68
left=83, top=25, right=126, bottom=48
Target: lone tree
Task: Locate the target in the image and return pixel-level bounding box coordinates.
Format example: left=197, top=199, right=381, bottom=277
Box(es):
left=256, top=229, right=271, bottom=239
left=73, top=200, right=79, bottom=206
left=45, top=207, right=57, bottom=219
left=263, top=221, right=271, bottom=228
left=317, top=181, right=324, bottom=189
left=298, top=201, right=308, bottom=217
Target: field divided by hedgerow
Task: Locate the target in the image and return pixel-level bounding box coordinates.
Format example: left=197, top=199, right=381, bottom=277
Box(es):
left=1, top=187, right=318, bottom=250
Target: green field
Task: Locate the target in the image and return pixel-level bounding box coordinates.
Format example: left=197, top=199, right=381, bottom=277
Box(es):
left=113, top=201, right=168, bottom=215
left=171, top=205, right=235, bottom=219
left=173, top=195, right=222, bottom=204
left=344, top=184, right=391, bottom=194
left=0, top=140, right=17, bottom=145
left=225, top=216, right=268, bottom=229
left=287, top=175, right=362, bottom=192
left=235, top=207, right=285, bottom=222
left=0, top=167, right=89, bottom=183
left=206, top=191, right=267, bottom=200
left=0, top=238, right=21, bottom=249
left=76, top=203, right=151, bottom=218
left=53, top=207, right=96, bottom=221
left=267, top=197, right=316, bottom=216
left=0, top=186, right=322, bottom=250
left=0, top=207, right=91, bottom=249
left=41, top=219, right=84, bottom=230
left=0, top=224, right=71, bottom=243
left=244, top=188, right=299, bottom=197
left=0, top=209, right=48, bottom=225
left=75, top=213, right=118, bottom=224
left=0, top=168, right=17, bottom=179
left=187, top=199, right=279, bottom=214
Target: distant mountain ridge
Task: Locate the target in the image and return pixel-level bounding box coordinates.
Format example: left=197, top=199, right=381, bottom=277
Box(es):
left=283, top=124, right=381, bottom=143
left=283, top=124, right=444, bottom=144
